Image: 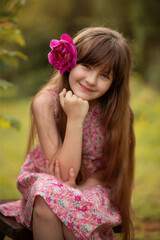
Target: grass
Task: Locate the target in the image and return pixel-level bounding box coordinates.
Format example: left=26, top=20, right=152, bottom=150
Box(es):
left=0, top=76, right=160, bottom=239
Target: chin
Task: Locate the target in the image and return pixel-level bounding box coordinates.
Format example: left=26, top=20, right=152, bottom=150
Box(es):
left=72, top=90, right=84, bottom=99
left=71, top=88, right=94, bottom=101
left=77, top=93, right=89, bottom=100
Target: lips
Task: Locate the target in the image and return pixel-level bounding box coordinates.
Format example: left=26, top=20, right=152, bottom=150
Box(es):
left=79, top=82, right=94, bottom=92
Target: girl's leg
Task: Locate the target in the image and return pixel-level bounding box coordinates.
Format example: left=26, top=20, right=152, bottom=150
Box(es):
left=62, top=224, right=78, bottom=240
left=33, top=196, right=64, bottom=240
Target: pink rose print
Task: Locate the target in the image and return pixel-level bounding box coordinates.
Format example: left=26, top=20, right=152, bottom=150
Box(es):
left=48, top=34, right=77, bottom=74
left=97, top=218, right=102, bottom=224
left=81, top=205, right=88, bottom=212
left=55, top=182, right=63, bottom=188
left=68, top=222, right=74, bottom=229
left=75, top=195, right=82, bottom=202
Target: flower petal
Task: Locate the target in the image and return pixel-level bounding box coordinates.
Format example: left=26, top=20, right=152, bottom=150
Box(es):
left=60, top=34, right=74, bottom=44
left=50, top=40, right=60, bottom=49
left=60, top=64, right=70, bottom=74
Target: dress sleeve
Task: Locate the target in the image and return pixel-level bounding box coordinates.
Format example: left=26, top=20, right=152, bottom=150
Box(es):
left=49, top=90, right=59, bottom=118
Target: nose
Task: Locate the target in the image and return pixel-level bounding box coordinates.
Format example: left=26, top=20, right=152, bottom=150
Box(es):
left=85, top=71, right=97, bottom=86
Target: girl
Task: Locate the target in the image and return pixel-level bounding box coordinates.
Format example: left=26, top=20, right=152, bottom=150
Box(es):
left=0, top=27, right=135, bottom=240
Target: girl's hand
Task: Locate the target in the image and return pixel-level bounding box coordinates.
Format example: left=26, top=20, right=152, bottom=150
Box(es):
left=46, top=159, right=77, bottom=188
left=59, top=88, right=89, bottom=123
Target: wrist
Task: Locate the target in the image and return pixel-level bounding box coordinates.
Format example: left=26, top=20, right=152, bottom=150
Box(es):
left=67, top=117, right=84, bottom=128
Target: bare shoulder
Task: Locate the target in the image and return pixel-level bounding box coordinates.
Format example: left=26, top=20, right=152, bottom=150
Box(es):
left=31, top=90, right=56, bottom=115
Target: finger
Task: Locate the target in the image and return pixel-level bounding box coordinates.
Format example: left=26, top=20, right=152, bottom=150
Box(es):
left=46, top=160, right=50, bottom=173
left=68, top=168, right=76, bottom=188
left=59, top=88, right=66, bottom=96
left=59, top=88, right=66, bottom=107
left=55, top=160, right=62, bottom=180
left=72, top=94, right=78, bottom=101
left=49, top=158, right=55, bottom=175
left=65, top=90, right=73, bottom=99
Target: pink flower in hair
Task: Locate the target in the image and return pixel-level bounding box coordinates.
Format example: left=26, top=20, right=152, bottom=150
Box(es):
left=48, top=34, right=77, bottom=74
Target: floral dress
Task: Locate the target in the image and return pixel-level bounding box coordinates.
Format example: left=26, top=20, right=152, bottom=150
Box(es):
left=0, top=91, right=121, bottom=240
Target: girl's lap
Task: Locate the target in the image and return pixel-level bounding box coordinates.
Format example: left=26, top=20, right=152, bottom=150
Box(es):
left=28, top=177, right=120, bottom=238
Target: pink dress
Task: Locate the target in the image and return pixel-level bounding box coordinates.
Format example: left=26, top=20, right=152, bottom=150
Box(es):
left=0, top=91, right=121, bottom=240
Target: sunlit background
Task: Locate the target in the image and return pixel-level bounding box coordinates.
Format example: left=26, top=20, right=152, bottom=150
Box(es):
left=0, top=0, right=160, bottom=239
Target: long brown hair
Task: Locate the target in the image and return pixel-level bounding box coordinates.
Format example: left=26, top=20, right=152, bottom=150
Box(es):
left=28, top=27, right=135, bottom=240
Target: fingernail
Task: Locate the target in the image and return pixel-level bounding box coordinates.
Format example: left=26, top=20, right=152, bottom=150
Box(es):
left=71, top=168, right=74, bottom=174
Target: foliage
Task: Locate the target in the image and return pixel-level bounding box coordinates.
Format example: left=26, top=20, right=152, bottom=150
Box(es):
left=0, top=0, right=27, bottom=129
left=0, top=79, right=13, bottom=89
left=0, top=0, right=27, bottom=70
left=129, top=0, right=160, bottom=86
left=0, top=114, right=21, bottom=130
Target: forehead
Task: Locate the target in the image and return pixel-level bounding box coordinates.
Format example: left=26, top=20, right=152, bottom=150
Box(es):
left=77, top=41, right=116, bottom=76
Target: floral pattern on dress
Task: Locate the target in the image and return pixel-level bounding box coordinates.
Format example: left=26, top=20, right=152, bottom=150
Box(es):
left=0, top=91, right=121, bottom=240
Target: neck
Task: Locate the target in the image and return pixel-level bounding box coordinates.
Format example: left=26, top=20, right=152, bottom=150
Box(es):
left=89, top=99, right=98, bottom=109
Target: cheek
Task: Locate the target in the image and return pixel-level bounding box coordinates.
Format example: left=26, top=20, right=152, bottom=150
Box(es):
left=69, top=71, right=76, bottom=87
left=69, top=69, right=84, bottom=84
left=98, top=82, right=111, bottom=95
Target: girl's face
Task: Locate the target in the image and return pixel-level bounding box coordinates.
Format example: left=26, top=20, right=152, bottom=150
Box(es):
left=69, top=64, right=113, bottom=103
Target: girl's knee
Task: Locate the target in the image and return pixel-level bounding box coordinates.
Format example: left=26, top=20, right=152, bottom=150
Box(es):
left=33, top=196, right=54, bottom=221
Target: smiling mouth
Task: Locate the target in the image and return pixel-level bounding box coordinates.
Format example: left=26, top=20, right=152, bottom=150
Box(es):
left=79, top=83, right=94, bottom=92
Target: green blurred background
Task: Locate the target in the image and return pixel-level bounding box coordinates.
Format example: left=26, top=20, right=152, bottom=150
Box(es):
left=0, top=0, right=160, bottom=239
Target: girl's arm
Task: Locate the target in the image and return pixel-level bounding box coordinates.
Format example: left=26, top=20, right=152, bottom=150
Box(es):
left=31, top=90, right=62, bottom=162
left=56, top=89, right=89, bottom=181
left=47, top=160, right=104, bottom=190
left=32, top=89, right=89, bottom=181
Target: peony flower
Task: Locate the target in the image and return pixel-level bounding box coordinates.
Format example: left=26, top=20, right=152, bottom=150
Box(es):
left=48, top=34, right=77, bottom=74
